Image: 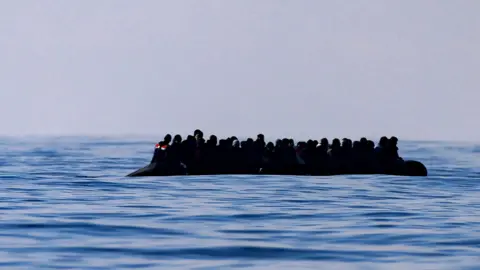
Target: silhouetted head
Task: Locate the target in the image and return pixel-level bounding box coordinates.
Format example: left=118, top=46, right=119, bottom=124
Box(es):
left=208, top=135, right=217, bottom=145
left=257, top=134, right=265, bottom=142
left=173, top=134, right=182, bottom=143
left=194, top=129, right=203, bottom=140
left=341, top=138, right=351, bottom=149
left=266, top=142, right=274, bottom=151
left=288, top=139, right=294, bottom=147
left=367, top=140, right=375, bottom=149
left=390, top=136, right=398, bottom=146
left=275, top=139, right=281, bottom=147
left=359, top=138, right=368, bottom=149
left=332, top=138, right=341, bottom=148
left=379, top=136, right=388, bottom=147
left=232, top=139, right=240, bottom=148
left=297, top=141, right=307, bottom=150
left=320, top=138, right=329, bottom=146
left=353, top=141, right=360, bottom=150
left=164, top=134, right=172, bottom=144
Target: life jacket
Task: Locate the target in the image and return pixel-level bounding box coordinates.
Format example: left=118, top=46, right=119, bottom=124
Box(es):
left=155, top=143, right=168, bottom=151
left=151, top=143, right=168, bottom=163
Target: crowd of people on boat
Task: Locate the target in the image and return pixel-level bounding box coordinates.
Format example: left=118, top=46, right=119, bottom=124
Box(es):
left=148, top=129, right=405, bottom=176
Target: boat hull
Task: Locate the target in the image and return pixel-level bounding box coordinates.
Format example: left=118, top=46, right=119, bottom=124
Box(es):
left=127, top=160, right=427, bottom=177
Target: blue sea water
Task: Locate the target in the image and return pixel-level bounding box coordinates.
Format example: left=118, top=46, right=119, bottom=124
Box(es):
left=0, top=137, right=479, bottom=270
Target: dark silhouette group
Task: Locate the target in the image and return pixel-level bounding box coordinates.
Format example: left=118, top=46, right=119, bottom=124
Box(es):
left=145, top=129, right=407, bottom=176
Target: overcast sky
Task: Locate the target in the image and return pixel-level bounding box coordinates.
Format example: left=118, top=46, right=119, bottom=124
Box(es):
left=0, top=1, right=479, bottom=141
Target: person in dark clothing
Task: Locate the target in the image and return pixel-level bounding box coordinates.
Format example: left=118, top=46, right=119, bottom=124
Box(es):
left=194, top=129, right=203, bottom=138
left=150, top=134, right=172, bottom=163
left=279, top=138, right=296, bottom=174
left=203, top=135, right=218, bottom=174
left=173, top=134, right=182, bottom=144
left=229, top=139, right=242, bottom=173
left=375, top=136, right=388, bottom=154
left=313, top=138, right=329, bottom=175
left=179, top=135, right=196, bottom=171
left=167, top=134, right=183, bottom=165
left=160, top=134, right=172, bottom=146
left=340, top=138, right=352, bottom=173
left=373, top=136, right=389, bottom=173
left=301, top=140, right=316, bottom=173
left=389, top=136, right=401, bottom=160
left=138, top=131, right=412, bottom=177
left=253, top=134, right=266, bottom=170
left=363, top=140, right=377, bottom=173
left=328, top=138, right=342, bottom=174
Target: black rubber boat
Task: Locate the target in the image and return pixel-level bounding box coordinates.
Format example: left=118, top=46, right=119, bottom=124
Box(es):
left=127, top=160, right=428, bottom=177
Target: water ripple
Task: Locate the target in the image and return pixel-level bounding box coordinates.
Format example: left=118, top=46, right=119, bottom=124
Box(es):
left=0, top=138, right=479, bottom=269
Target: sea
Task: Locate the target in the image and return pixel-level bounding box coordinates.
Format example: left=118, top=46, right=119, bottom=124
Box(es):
left=0, top=137, right=479, bottom=270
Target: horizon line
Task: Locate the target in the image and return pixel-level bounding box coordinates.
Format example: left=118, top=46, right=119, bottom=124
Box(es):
left=0, top=133, right=478, bottom=144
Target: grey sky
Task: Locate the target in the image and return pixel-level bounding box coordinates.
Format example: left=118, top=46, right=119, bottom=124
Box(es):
left=0, top=1, right=479, bottom=141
